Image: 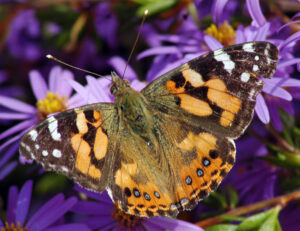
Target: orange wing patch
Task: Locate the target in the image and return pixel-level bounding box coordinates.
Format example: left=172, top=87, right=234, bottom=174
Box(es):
left=114, top=162, right=177, bottom=217
left=71, top=109, right=107, bottom=179
left=175, top=132, right=235, bottom=208
left=205, top=78, right=242, bottom=127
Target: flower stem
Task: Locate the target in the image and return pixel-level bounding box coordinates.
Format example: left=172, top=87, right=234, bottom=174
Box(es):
left=195, top=190, right=300, bottom=228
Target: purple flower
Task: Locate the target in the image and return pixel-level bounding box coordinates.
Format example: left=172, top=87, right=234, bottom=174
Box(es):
left=72, top=187, right=203, bottom=231
left=6, top=10, right=41, bottom=61
left=94, top=2, right=118, bottom=49
left=68, top=57, right=145, bottom=105
left=0, top=66, right=74, bottom=171
left=0, top=180, right=90, bottom=231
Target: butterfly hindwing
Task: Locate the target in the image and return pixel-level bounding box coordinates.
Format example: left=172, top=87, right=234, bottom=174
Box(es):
left=20, top=103, right=117, bottom=193
left=109, top=110, right=235, bottom=217
left=142, top=41, right=278, bottom=138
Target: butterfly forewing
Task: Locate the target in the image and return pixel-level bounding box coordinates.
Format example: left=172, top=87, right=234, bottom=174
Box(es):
left=20, top=104, right=117, bottom=193
left=142, top=41, right=278, bottom=138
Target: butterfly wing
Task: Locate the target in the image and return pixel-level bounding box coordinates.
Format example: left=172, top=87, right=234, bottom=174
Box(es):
left=108, top=41, right=279, bottom=217
left=20, top=103, right=118, bottom=193
left=109, top=110, right=235, bottom=217
left=142, top=41, right=278, bottom=138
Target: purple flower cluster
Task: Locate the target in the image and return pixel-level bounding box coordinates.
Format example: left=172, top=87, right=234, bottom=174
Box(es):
left=1, top=0, right=300, bottom=230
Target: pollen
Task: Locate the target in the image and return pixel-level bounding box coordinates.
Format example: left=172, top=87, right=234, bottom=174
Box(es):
left=112, top=202, right=143, bottom=228
left=205, top=21, right=236, bottom=46
left=1, top=221, right=29, bottom=231
left=36, top=92, right=67, bottom=120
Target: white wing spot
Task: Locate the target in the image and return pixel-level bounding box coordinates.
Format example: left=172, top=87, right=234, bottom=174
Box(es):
left=241, top=72, right=250, bottom=82
left=52, top=149, right=62, bottom=158
left=35, top=144, right=40, bottom=150
left=48, top=117, right=61, bottom=141
left=214, top=53, right=235, bottom=73
left=61, top=166, right=69, bottom=173
left=243, top=43, right=254, bottom=52
left=253, top=65, right=259, bottom=72
left=28, top=130, right=38, bottom=141
left=25, top=145, right=31, bottom=152
left=213, top=49, right=224, bottom=56
left=255, top=55, right=259, bottom=61
left=42, top=150, right=49, bottom=156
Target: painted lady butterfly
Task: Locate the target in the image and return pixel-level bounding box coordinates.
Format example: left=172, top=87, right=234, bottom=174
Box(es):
left=20, top=41, right=278, bottom=217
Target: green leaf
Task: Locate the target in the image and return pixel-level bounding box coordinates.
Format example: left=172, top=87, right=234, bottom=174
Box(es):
left=281, top=176, right=300, bottom=191
left=35, top=173, right=69, bottom=195
left=136, top=0, right=177, bottom=16
left=258, top=206, right=281, bottom=231
left=205, top=224, right=238, bottom=231
left=221, top=215, right=245, bottom=222
left=228, top=186, right=239, bottom=209
left=237, top=209, right=273, bottom=230
left=209, top=191, right=228, bottom=209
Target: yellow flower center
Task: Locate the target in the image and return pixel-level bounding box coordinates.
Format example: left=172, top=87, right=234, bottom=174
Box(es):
left=111, top=202, right=143, bottom=229
left=205, top=21, right=236, bottom=46
left=0, top=222, right=28, bottom=231
left=36, top=92, right=67, bottom=120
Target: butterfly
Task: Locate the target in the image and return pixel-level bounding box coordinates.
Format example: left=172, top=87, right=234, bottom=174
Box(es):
left=20, top=41, right=278, bottom=217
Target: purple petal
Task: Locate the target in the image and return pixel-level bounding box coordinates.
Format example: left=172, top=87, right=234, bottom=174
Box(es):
left=6, top=185, right=18, bottom=223
left=246, top=0, right=267, bottom=27
left=277, top=20, right=300, bottom=33
left=0, top=119, right=36, bottom=140
left=0, top=142, right=19, bottom=167
left=0, top=130, right=28, bottom=152
left=131, top=79, right=146, bottom=91
left=263, top=82, right=292, bottom=101
left=81, top=215, right=115, bottom=230
left=29, top=70, right=48, bottom=100
left=68, top=93, right=86, bottom=108
left=43, top=224, right=91, bottom=231
left=71, top=201, right=113, bottom=215
left=30, top=197, right=77, bottom=231
left=204, top=35, right=223, bottom=50
left=268, top=101, right=283, bottom=131
left=0, top=112, right=33, bottom=120
left=16, top=180, right=33, bottom=226
left=279, top=30, right=300, bottom=51
left=292, top=12, right=300, bottom=20
left=56, top=69, right=74, bottom=97
left=255, top=94, right=270, bottom=123
left=67, top=79, right=89, bottom=103
left=0, top=219, right=3, bottom=227
left=108, top=57, right=137, bottom=81
left=278, top=58, right=300, bottom=69
left=0, top=161, right=18, bottom=180
left=0, top=95, right=36, bottom=113
left=153, top=58, right=190, bottom=80
left=86, top=76, right=111, bottom=103
left=144, top=217, right=203, bottom=231
left=236, top=25, right=246, bottom=43
left=26, top=194, right=64, bottom=228
left=49, top=66, right=62, bottom=93
left=264, top=77, right=300, bottom=87
left=212, top=0, right=229, bottom=23
left=137, top=46, right=182, bottom=60
left=254, top=22, right=270, bottom=41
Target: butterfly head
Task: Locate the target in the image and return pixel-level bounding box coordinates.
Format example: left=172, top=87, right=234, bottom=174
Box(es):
left=110, top=71, right=131, bottom=96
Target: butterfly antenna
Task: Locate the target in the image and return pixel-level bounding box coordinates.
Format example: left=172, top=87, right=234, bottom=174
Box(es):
left=121, top=9, right=148, bottom=79
left=46, top=54, right=109, bottom=80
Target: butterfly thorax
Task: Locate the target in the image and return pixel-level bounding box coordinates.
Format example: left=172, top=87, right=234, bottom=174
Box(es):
left=111, top=72, right=156, bottom=144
